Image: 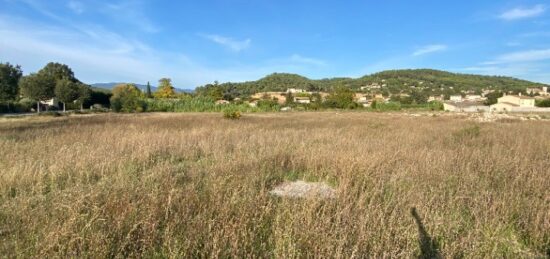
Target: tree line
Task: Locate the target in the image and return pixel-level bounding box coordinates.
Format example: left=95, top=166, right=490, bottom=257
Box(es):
left=0, top=62, right=91, bottom=113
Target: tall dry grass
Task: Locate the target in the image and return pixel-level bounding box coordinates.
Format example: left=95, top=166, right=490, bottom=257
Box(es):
left=0, top=112, right=549, bottom=257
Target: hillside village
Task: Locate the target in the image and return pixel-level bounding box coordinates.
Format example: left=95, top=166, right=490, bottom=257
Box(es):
left=218, top=85, right=550, bottom=113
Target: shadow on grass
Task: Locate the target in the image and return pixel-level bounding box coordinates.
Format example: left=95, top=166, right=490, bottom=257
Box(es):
left=411, top=207, right=442, bottom=259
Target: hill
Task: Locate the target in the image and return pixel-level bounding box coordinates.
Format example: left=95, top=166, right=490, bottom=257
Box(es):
left=201, top=69, right=548, bottom=99
left=90, top=82, right=193, bottom=93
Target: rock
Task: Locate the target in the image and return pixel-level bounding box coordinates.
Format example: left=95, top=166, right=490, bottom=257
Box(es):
left=269, top=181, right=336, bottom=199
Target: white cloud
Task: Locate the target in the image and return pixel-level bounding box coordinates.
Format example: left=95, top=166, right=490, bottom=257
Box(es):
left=67, top=1, right=84, bottom=14
left=412, top=44, right=447, bottom=56
left=499, top=5, right=546, bottom=20
left=202, top=34, right=251, bottom=52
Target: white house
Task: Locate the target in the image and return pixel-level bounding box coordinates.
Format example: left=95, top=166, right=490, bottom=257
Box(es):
left=286, top=88, right=305, bottom=94
left=465, top=95, right=486, bottom=102
left=39, top=98, right=60, bottom=108
left=294, top=96, right=311, bottom=104
left=450, top=95, right=463, bottom=102
left=526, top=87, right=549, bottom=97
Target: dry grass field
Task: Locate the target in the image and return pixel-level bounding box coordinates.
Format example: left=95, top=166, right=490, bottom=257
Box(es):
left=0, top=112, right=549, bottom=258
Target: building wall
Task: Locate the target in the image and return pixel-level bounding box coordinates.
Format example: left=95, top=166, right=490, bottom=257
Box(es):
left=491, top=103, right=516, bottom=112
left=498, top=96, right=521, bottom=106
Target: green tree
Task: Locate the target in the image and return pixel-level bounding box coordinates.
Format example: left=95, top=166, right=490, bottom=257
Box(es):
left=410, top=91, right=428, bottom=104
left=484, top=91, right=503, bottom=105
left=55, top=79, right=79, bottom=112
left=77, top=83, right=92, bottom=111
left=146, top=81, right=152, bottom=98
left=38, top=62, right=76, bottom=82
left=324, top=85, right=355, bottom=108
left=154, top=78, right=176, bottom=98
left=536, top=99, right=550, bottom=107
left=19, top=73, right=55, bottom=113
left=110, top=83, right=146, bottom=112
left=0, top=62, right=23, bottom=111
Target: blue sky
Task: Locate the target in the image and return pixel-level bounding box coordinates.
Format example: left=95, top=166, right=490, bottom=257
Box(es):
left=1, top=0, right=550, bottom=87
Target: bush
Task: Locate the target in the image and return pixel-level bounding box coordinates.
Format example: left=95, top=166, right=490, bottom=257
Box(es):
left=38, top=111, right=63, bottom=117
left=536, top=99, right=550, bottom=107
left=0, top=100, right=35, bottom=113
left=223, top=109, right=241, bottom=119
left=110, top=84, right=146, bottom=113
left=371, top=101, right=402, bottom=111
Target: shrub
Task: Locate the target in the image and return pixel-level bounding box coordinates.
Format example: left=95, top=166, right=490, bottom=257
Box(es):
left=535, top=99, right=550, bottom=107
left=223, top=109, right=241, bottom=119
left=110, top=84, right=146, bottom=112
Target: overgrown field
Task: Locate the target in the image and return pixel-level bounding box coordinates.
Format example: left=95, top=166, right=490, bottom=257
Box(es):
left=0, top=112, right=549, bottom=257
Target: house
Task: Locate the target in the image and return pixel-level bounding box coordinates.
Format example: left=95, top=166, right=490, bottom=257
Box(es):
left=354, top=95, right=370, bottom=107
left=465, top=95, right=486, bottom=102
left=294, top=96, right=311, bottom=104
left=286, top=88, right=305, bottom=94
left=526, top=87, right=549, bottom=96
left=360, top=84, right=381, bottom=90
left=215, top=100, right=230, bottom=105
left=443, top=101, right=489, bottom=112
left=450, top=95, right=463, bottom=102
left=428, top=95, right=444, bottom=102
left=40, top=98, right=60, bottom=108
left=490, top=94, right=536, bottom=112
left=248, top=101, right=258, bottom=107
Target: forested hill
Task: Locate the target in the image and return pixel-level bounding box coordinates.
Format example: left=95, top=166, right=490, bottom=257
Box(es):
left=200, top=69, right=548, bottom=98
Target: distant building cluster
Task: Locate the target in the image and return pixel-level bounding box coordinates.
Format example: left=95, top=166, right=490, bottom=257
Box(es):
left=444, top=86, right=550, bottom=113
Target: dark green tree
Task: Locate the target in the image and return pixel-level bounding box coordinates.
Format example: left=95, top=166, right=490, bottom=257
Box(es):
left=38, top=62, right=76, bottom=82
left=19, top=73, right=55, bottom=112
left=484, top=91, right=503, bottom=105
left=0, top=62, right=23, bottom=111
left=146, top=81, right=152, bottom=98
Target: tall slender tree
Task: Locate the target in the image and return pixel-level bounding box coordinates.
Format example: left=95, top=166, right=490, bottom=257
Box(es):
left=146, top=81, right=152, bottom=98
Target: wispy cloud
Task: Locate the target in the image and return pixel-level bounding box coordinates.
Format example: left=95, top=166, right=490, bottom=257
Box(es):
left=101, top=1, right=159, bottom=33
left=412, top=44, right=447, bottom=56
left=499, top=5, right=546, bottom=20
left=202, top=34, right=251, bottom=52
left=67, top=1, right=84, bottom=14
left=0, top=15, right=321, bottom=87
